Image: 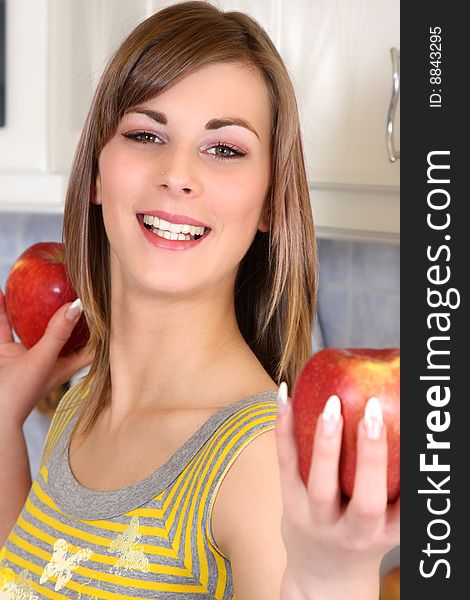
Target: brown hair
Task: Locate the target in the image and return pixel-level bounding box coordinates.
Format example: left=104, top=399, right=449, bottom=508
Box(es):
left=63, top=1, right=317, bottom=435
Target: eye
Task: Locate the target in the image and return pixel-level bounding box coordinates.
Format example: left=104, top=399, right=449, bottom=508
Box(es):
left=122, top=131, right=163, bottom=144
left=206, top=143, right=246, bottom=160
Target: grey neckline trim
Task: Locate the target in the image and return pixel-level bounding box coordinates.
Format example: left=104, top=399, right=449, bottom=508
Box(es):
left=47, top=391, right=278, bottom=520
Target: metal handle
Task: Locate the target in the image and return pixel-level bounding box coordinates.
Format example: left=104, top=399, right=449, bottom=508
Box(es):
left=386, top=47, right=400, bottom=162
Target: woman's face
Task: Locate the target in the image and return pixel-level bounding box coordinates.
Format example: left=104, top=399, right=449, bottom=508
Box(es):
left=94, top=61, right=272, bottom=299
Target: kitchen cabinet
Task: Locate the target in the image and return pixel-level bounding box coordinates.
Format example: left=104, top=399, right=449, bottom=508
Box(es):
left=0, top=0, right=66, bottom=212
left=0, top=0, right=48, bottom=173
left=279, top=0, right=400, bottom=241
left=282, top=0, right=400, bottom=188
left=0, top=0, right=399, bottom=242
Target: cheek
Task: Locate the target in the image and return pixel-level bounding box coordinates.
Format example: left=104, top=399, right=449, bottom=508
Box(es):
left=99, top=138, right=154, bottom=192
left=213, top=186, right=267, bottom=268
left=98, top=153, right=144, bottom=227
left=100, top=153, right=141, bottom=198
left=98, top=176, right=133, bottom=245
left=216, top=170, right=269, bottom=227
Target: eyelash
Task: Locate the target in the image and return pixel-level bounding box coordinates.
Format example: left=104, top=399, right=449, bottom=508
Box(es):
left=122, top=131, right=246, bottom=160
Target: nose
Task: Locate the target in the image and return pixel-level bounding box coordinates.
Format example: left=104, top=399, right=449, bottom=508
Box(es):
left=157, top=145, right=203, bottom=198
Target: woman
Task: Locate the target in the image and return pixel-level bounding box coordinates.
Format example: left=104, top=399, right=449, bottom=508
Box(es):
left=0, top=2, right=399, bottom=598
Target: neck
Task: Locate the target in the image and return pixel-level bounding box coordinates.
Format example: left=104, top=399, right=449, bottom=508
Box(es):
left=105, top=272, right=271, bottom=426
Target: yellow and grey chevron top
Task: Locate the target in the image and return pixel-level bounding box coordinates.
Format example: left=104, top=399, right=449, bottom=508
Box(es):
left=0, top=379, right=278, bottom=599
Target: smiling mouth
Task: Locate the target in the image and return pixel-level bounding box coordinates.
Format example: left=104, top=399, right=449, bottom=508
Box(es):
left=138, top=214, right=210, bottom=241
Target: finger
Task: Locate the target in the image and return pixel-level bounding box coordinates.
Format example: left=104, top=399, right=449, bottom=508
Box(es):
left=275, top=383, right=309, bottom=520
left=27, top=298, right=84, bottom=371
left=344, top=397, right=388, bottom=537
left=306, top=395, right=343, bottom=525
left=0, top=286, right=14, bottom=344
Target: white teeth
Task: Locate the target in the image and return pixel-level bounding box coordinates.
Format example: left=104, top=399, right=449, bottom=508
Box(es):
left=142, top=214, right=206, bottom=236
left=151, top=228, right=191, bottom=240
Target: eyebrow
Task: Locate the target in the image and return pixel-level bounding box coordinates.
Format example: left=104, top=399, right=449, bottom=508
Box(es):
left=127, top=108, right=260, bottom=140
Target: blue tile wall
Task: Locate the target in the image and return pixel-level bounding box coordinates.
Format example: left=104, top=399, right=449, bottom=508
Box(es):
left=317, top=238, right=400, bottom=348
left=21, top=213, right=64, bottom=247
left=351, top=241, right=400, bottom=292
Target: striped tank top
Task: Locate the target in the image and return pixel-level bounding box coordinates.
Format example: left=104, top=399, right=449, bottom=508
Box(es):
left=0, top=379, right=278, bottom=599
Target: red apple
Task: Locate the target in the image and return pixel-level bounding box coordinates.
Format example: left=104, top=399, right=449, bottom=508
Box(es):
left=380, top=566, right=400, bottom=600
left=5, top=242, right=89, bottom=356
left=292, top=348, right=400, bottom=502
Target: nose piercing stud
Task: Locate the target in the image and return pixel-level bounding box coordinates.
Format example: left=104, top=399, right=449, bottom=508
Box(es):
left=161, top=170, right=165, bottom=175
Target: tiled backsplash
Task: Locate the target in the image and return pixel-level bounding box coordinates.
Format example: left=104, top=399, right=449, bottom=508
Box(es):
left=317, top=238, right=400, bottom=348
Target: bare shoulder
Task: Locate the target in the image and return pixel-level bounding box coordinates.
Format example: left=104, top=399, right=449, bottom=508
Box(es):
left=211, top=427, right=287, bottom=598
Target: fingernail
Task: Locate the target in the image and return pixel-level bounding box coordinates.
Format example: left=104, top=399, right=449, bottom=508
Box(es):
left=364, top=396, right=383, bottom=440
left=321, top=395, right=341, bottom=437
left=277, top=381, right=289, bottom=415
left=65, top=298, right=83, bottom=321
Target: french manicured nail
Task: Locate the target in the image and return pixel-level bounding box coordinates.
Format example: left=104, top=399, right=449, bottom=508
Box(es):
left=277, top=381, right=289, bottom=415
left=321, top=395, right=341, bottom=437
left=364, top=396, right=383, bottom=440
left=65, top=298, right=83, bottom=321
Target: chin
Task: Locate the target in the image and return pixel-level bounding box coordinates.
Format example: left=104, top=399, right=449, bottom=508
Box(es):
left=116, top=252, right=239, bottom=299
left=130, top=270, right=209, bottom=298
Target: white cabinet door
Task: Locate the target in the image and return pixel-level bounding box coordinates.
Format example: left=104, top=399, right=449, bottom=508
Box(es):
left=281, top=0, right=400, bottom=188
left=0, top=0, right=69, bottom=212
left=0, top=0, right=49, bottom=172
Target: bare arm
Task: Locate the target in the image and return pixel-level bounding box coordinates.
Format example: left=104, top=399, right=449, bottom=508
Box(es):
left=275, top=391, right=400, bottom=600
left=0, top=421, right=31, bottom=545
left=211, top=429, right=287, bottom=598
left=0, top=288, right=93, bottom=546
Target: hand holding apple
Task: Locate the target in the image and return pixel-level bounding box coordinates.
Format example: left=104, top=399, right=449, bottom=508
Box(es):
left=0, top=285, right=93, bottom=426
left=4, top=242, right=89, bottom=356
left=292, top=347, right=400, bottom=502
left=275, top=372, right=400, bottom=600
